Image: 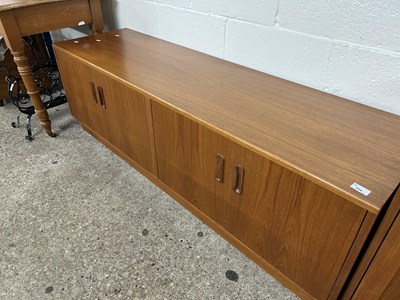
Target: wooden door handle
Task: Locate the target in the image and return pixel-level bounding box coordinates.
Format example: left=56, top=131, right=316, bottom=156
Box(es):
left=97, top=86, right=106, bottom=108
left=89, top=81, right=97, bottom=103
left=215, top=154, right=225, bottom=183
left=232, top=164, right=244, bottom=195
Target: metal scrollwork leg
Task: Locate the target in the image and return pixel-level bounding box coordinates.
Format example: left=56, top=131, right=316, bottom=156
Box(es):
left=11, top=113, right=21, bottom=128
left=25, top=114, right=33, bottom=141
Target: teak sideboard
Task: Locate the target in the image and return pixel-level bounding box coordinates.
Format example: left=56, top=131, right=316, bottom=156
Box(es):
left=53, top=29, right=400, bottom=300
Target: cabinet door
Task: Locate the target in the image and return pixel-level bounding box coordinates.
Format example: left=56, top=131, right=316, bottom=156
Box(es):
left=152, top=100, right=230, bottom=226
left=78, top=62, right=154, bottom=174
left=56, top=50, right=96, bottom=128
left=77, top=60, right=109, bottom=135
left=100, top=76, right=154, bottom=174
left=58, top=52, right=154, bottom=174
left=152, top=100, right=369, bottom=299
left=224, top=147, right=367, bottom=299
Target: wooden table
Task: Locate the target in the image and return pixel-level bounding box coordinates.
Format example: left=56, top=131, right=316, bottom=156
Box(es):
left=0, top=0, right=103, bottom=137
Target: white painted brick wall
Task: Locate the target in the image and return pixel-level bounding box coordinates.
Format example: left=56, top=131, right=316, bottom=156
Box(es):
left=111, top=0, right=159, bottom=36
left=53, top=0, right=400, bottom=115
left=225, top=21, right=331, bottom=88
left=192, top=0, right=279, bottom=26
left=279, top=0, right=400, bottom=53
left=159, top=5, right=226, bottom=57
left=322, top=42, right=400, bottom=115
left=152, top=0, right=191, bottom=9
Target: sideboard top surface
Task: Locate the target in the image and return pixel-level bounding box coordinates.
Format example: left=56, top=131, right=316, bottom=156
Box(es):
left=54, top=29, right=400, bottom=214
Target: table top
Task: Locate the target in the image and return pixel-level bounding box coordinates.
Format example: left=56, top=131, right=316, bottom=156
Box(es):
left=54, top=29, right=400, bottom=214
left=0, top=0, right=67, bottom=12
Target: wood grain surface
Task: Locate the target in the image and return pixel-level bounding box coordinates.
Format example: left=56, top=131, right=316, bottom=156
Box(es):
left=56, top=50, right=155, bottom=175
left=55, top=50, right=92, bottom=124
left=14, top=0, right=92, bottom=36
left=88, top=0, right=103, bottom=35
left=0, top=0, right=65, bottom=12
left=81, top=120, right=314, bottom=299
left=53, top=29, right=400, bottom=214
left=152, top=101, right=369, bottom=299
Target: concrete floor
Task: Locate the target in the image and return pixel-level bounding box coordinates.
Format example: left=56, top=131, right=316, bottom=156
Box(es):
left=0, top=102, right=298, bottom=300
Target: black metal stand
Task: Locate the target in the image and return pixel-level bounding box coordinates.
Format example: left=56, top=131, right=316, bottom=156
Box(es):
left=11, top=113, right=35, bottom=141
left=4, top=34, right=67, bottom=140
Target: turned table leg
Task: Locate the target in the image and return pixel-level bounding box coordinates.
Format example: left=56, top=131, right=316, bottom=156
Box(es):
left=0, top=11, right=55, bottom=138
left=0, top=1, right=104, bottom=138
left=11, top=48, right=55, bottom=137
